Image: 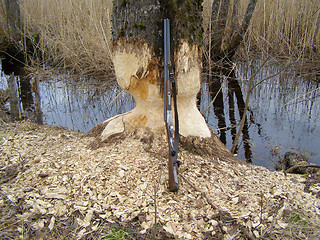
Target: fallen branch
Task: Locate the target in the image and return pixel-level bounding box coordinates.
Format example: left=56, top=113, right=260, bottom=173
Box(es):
left=285, top=164, right=320, bottom=175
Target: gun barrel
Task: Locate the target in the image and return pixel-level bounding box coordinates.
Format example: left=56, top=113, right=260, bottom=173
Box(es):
left=164, top=18, right=179, bottom=192
left=164, top=18, right=170, bottom=121
left=164, top=19, right=170, bottom=66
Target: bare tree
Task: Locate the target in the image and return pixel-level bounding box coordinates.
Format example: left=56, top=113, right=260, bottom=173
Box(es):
left=209, top=0, right=259, bottom=62
left=5, top=0, right=21, bottom=41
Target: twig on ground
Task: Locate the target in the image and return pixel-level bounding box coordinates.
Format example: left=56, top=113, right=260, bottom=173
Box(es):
left=260, top=202, right=288, bottom=238
left=180, top=174, right=217, bottom=210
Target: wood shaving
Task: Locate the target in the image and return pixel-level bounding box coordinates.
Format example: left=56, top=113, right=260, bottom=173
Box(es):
left=0, top=121, right=319, bottom=239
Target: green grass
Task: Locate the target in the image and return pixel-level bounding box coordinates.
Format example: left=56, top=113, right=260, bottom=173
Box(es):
left=102, top=224, right=135, bottom=240
left=103, top=229, right=126, bottom=239
left=286, top=212, right=309, bottom=226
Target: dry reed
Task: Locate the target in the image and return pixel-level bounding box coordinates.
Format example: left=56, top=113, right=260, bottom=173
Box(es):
left=21, top=0, right=113, bottom=79
left=204, top=0, right=320, bottom=59
left=248, top=0, right=320, bottom=58
left=0, top=0, right=319, bottom=78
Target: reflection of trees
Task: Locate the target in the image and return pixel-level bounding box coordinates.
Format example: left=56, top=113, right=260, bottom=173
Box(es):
left=19, top=74, right=43, bottom=124
left=206, top=68, right=253, bottom=163
left=227, top=72, right=237, bottom=152
left=1, top=60, right=43, bottom=123
left=209, top=74, right=226, bottom=145
left=38, top=79, right=135, bottom=132
left=227, top=70, right=252, bottom=162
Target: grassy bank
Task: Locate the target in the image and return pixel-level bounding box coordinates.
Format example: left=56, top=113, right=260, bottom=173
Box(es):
left=0, top=0, right=319, bottom=77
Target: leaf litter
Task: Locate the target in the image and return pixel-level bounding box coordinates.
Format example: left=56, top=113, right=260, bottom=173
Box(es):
left=0, top=120, right=319, bottom=239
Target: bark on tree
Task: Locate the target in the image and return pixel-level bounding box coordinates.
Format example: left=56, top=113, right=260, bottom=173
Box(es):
left=230, top=0, right=240, bottom=34
left=31, top=77, right=43, bottom=124
left=211, top=0, right=231, bottom=57
left=210, top=0, right=258, bottom=62
left=8, top=73, right=20, bottom=121
left=5, top=0, right=21, bottom=41
left=312, top=10, right=320, bottom=52
left=90, top=0, right=236, bottom=160
left=225, top=0, right=258, bottom=59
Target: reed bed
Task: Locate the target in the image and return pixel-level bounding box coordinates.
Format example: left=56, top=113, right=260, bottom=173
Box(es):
left=204, top=0, right=320, bottom=59
left=248, top=0, right=320, bottom=58
left=0, top=0, right=319, bottom=77
left=19, top=0, right=113, bottom=79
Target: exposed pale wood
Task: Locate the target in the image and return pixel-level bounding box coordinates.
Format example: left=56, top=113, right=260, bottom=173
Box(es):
left=96, top=0, right=217, bottom=148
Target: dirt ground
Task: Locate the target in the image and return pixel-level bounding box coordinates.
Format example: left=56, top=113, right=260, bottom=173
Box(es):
left=0, top=120, right=319, bottom=239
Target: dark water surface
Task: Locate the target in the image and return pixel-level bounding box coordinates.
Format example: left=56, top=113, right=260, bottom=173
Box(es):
left=1, top=60, right=319, bottom=169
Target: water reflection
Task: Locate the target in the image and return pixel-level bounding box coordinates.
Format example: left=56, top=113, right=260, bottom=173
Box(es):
left=39, top=78, right=135, bottom=133
left=199, top=60, right=320, bottom=168
left=200, top=68, right=253, bottom=163
left=1, top=60, right=319, bottom=169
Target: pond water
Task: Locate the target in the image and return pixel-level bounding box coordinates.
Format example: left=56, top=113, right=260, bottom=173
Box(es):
left=201, top=61, right=320, bottom=169
left=1, top=60, right=319, bottom=170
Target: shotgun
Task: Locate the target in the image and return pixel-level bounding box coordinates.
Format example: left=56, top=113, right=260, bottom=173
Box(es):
left=164, top=19, right=180, bottom=192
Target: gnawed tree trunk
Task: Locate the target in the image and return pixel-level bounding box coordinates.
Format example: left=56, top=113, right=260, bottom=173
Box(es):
left=89, top=0, right=235, bottom=160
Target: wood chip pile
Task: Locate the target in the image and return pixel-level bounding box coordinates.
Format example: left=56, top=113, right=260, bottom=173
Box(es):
left=0, top=121, right=319, bottom=239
